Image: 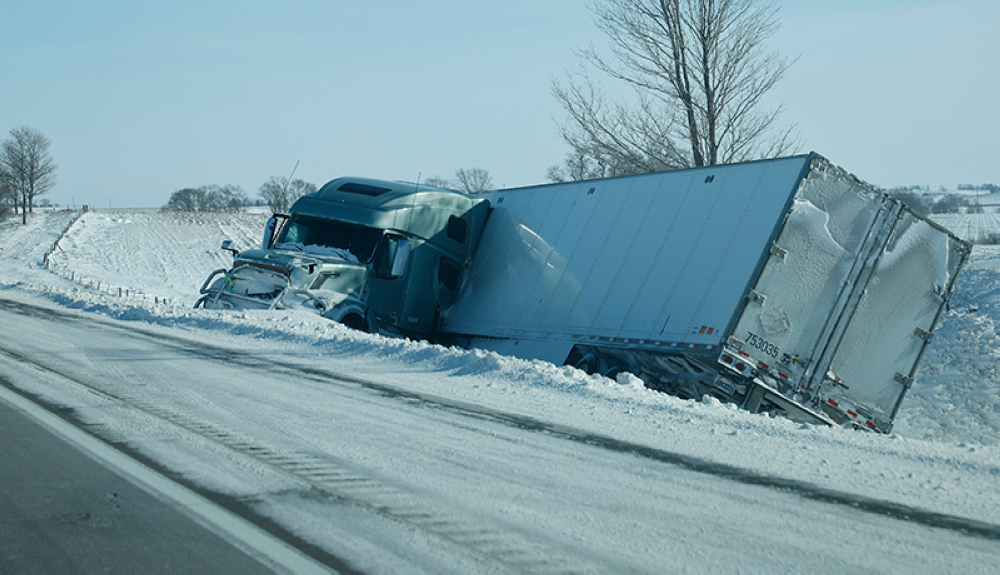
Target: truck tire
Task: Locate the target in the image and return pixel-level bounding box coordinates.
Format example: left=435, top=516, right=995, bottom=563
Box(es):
left=341, top=313, right=370, bottom=333
left=574, top=353, right=599, bottom=375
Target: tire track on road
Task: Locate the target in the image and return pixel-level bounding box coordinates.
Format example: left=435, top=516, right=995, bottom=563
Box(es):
left=3, top=295, right=1000, bottom=544
left=0, top=303, right=617, bottom=574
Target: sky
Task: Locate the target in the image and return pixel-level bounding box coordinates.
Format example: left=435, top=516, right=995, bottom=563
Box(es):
left=2, top=0, right=997, bottom=208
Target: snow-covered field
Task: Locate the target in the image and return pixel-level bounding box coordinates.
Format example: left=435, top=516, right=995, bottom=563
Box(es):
left=932, top=212, right=1000, bottom=244
left=43, top=210, right=271, bottom=305
left=2, top=210, right=1000, bottom=573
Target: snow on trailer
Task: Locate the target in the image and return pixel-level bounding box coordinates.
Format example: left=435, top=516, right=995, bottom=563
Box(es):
left=443, top=153, right=970, bottom=432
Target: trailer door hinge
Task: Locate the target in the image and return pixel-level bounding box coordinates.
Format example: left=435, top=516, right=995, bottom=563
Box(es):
left=727, top=336, right=745, bottom=349
left=749, top=290, right=766, bottom=305
left=914, top=327, right=933, bottom=342
left=769, top=244, right=788, bottom=259
left=894, top=372, right=913, bottom=389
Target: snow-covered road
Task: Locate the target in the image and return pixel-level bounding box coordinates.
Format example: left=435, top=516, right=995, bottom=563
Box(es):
left=2, top=211, right=999, bottom=573
left=2, top=295, right=998, bottom=573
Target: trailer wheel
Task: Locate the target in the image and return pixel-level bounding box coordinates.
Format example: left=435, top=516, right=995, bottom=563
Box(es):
left=574, top=353, right=599, bottom=375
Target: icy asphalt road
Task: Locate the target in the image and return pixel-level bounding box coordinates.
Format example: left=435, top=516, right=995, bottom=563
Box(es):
left=0, top=387, right=332, bottom=575
left=1, top=296, right=998, bottom=574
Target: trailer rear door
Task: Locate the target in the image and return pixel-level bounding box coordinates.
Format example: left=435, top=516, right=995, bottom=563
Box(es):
left=817, top=209, right=969, bottom=431
left=729, top=157, right=888, bottom=390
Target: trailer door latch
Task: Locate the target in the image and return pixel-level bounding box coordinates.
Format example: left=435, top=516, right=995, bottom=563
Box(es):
left=894, top=372, right=913, bottom=388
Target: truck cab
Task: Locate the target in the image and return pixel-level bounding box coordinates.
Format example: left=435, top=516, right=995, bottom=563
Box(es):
left=197, top=177, right=490, bottom=340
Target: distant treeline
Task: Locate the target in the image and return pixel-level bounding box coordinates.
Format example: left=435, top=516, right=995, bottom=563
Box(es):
left=162, top=177, right=317, bottom=214
left=957, top=184, right=1000, bottom=192
left=889, top=184, right=998, bottom=193
left=887, top=190, right=994, bottom=215
left=162, top=185, right=249, bottom=213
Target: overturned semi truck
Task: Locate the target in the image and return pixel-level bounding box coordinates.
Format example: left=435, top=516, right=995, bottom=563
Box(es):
left=197, top=153, right=970, bottom=432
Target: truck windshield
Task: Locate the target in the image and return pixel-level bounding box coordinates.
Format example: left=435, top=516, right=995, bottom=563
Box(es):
left=274, top=214, right=382, bottom=264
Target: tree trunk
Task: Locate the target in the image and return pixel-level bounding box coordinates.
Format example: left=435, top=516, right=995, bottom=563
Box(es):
left=551, top=0, right=796, bottom=179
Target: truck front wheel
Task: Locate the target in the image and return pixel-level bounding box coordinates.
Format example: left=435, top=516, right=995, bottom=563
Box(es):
left=341, top=313, right=369, bottom=333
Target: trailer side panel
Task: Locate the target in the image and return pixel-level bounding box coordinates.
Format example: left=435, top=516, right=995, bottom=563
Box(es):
left=444, top=156, right=812, bottom=349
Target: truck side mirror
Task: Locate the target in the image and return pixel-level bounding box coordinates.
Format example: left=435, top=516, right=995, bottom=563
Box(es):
left=260, top=214, right=291, bottom=250
left=262, top=217, right=276, bottom=249
left=262, top=214, right=290, bottom=249
left=221, top=239, right=239, bottom=257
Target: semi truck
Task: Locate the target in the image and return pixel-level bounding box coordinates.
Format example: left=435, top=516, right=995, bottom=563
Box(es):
left=196, top=153, right=970, bottom=432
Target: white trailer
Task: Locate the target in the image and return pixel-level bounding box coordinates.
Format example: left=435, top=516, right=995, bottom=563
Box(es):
left=198, top=153, right=969, bottom=431
left=441, top=153, right=969, bottom=432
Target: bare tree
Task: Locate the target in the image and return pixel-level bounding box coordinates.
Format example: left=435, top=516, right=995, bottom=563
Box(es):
left=424, top=168, right=494, bottom=193
left=0, top=165, right=14, bottom=217
left=422, top=175, right=453, bottom=189
left=258, top=177, right=316, bottom=213
left=546, top=152, right=615, bottom=182
left=202, top=184, right=249, bottom=212
left=551, top=0, right=797, bottom=180
left=163, top=184, right=251, bottom=212
left=886, top=188, right=929, bottom=216
left=1, top=126, right=58, bottom=224
left=930, top=194, right=968, bottom=215
left=453, top=168, right=494, bottom=193
left=164, top=187, right=205, bottom=212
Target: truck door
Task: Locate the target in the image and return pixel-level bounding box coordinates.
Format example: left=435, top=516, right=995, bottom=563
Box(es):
left=367, top=234, right=411, bottom=332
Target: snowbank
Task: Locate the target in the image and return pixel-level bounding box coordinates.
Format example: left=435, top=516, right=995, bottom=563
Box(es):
left=2, top=210, right=998, bottom=449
